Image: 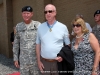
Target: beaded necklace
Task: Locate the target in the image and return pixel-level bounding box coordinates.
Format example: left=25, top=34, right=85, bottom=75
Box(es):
left=76, top=33, right=84, bottom=38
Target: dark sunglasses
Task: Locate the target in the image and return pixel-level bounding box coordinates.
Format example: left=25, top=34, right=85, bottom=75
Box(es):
left=73, top=24, right=81, bottom=28
left=44, top=10, right=54, bottom=14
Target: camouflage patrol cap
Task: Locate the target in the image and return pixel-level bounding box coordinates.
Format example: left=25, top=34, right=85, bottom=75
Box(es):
left=22, top=6, right=33, bottom=12
left=94, top=10, right=100, bottom=17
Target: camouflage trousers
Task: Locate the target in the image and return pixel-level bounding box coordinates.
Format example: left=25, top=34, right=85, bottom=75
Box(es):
left=20, top=64, right=41, bottom=75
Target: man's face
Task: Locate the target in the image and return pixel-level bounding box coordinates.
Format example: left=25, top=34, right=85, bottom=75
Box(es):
left=94, top=14, right=100, bottom=22
left=44, top=5, right=56, bottom=22
left=22, top=11, right=33, bottom=22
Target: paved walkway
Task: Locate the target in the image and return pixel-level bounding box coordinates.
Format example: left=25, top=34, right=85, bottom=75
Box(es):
left=0, top=54, right=19, bottom=75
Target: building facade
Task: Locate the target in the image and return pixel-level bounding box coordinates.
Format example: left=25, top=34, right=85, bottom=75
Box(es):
left=0, top=0, right=100, bottom=58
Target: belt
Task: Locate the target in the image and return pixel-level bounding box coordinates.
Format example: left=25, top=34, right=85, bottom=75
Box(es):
left=42, top=57, right=56, bottom=62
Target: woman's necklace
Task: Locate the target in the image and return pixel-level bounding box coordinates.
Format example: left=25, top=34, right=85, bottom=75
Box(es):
left=76, top=33, right=84, bottom=38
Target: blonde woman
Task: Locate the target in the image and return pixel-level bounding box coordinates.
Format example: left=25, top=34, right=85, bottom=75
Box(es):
left=71, top=18, right=100, bottom=75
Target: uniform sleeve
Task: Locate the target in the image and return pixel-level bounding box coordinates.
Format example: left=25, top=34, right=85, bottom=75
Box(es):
left=13, top=25, right=20, bottom=61
left=92, top=26, right=95, bottom=33
left=63, top=26, right=70, bottom=45
left=92, top=26, right=97, bottom=37
left=37, top=22, right=41, bottom=28
left=35, top=21, right=41, bottom=29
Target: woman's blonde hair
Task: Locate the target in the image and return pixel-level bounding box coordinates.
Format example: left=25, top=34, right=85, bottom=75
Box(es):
left=71, top=18, right=89, bottom=35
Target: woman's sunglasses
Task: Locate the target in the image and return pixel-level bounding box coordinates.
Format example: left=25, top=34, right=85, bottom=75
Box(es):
left=73, top=24, right=81, bottom=28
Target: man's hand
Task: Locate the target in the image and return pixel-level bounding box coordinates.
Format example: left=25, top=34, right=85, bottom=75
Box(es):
left=38, top=61, right=44, bottom=73
left=55, top=56, right=63, bottom=62
left=14, top=61, right=20, bottom=68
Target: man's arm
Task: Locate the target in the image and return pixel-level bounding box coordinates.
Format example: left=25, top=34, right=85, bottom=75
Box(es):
left=13, top=26, right=20, bottom=68
left=63, top=25, right=70, bottom=45
left=36, top=27, right=44, bottom=73
left=36, top=44, right=41, bottom=63
left=36, top=44, right=44, bottom=72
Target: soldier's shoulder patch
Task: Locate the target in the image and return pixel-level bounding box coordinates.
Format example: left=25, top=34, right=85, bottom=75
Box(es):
left=16, top=22, right=25, bottom=32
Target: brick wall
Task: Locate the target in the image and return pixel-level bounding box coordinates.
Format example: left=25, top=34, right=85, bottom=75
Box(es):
left=0, top=4, right=4, bottom=54
left=0, top=0, right=13, bottom=58
left=12, top=0, right=45, bottom=26
left=52, top=0, right=100, bottom=34
left=0, top=0, right=100, bottom=58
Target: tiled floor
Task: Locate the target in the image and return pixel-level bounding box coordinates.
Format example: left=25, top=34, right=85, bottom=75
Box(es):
left=0, top=54, right=19, bottom=75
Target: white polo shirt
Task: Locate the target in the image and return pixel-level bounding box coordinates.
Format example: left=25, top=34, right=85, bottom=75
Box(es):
left=36, top=21, right=70, bottom=59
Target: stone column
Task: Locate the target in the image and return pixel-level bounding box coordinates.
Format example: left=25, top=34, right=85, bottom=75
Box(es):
left=3, top=0, right=13, bottom=58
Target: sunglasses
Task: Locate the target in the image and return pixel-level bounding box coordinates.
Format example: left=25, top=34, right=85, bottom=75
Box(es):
left=73, top=24, right=81, bottom=28
left=44, top=10, right=54, bottom=14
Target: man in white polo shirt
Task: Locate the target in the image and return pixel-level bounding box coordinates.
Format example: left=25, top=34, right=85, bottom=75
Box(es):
left=36, top=4, right=70, bottom=75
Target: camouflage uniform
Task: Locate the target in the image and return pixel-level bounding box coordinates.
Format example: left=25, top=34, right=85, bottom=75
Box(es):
left=92, top=25, right=100, bottom=44
left=13, top=20, right=41, bottom=75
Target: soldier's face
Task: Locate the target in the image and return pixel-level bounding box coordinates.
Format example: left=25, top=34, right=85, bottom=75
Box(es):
left=22, top=11, right=33, bottom=22
left=94, top=14, right=100, bottom=22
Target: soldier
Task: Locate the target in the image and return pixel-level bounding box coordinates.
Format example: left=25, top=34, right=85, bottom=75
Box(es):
left=92, top=10, right=100, bottom=44
left=13, top=6, right=41, bottom=75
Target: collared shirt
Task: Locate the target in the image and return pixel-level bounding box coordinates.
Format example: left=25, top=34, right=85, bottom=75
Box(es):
left=36, top=21, right=70, bottom=59
left=85, top=22, right=92, bottom=32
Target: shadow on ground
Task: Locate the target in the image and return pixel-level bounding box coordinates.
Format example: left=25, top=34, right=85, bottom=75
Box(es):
left=0, top=54, right=19, bottom=75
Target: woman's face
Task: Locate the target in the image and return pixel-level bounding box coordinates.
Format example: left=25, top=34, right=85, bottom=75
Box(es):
left=73, top=23, right=82, bottom=34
